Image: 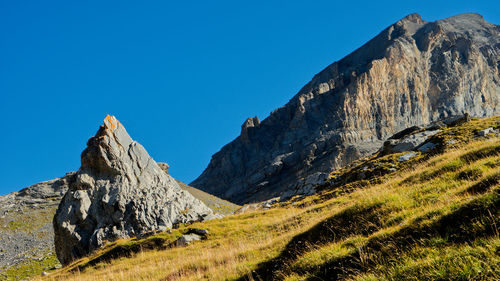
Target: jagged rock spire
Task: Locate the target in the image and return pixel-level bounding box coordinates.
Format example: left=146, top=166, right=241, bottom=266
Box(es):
left=53, top=115, right=213, bottom=265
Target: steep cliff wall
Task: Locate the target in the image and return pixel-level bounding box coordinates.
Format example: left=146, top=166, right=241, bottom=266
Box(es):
left=191, top=13, right=500, bottom=204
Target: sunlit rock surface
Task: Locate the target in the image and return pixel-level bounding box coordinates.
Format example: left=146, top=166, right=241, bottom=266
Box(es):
left=191, top=13, right=500, bottom=204
left=53, top=115, right=213, bottom=265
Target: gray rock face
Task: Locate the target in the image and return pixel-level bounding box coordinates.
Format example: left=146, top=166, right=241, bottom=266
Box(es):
left=281, top=172, right=330, bottom=200
left=383, top=129, right=441, bottom=153
left=53, top=115, right=213, bottom=265
left=15, top=173, right=74, bottom=200
left=191, top=13, right=500, bottom=204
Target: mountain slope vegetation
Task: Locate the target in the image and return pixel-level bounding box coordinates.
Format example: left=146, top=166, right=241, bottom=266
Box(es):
left=37, top=115, right=500, bottom=281
left=0, top=178, right=238, bottom=281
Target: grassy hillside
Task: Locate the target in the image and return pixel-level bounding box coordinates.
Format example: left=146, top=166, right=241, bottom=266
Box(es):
left=37, top=116, right=500, bottom=281
left=176, top=180, right=239, bottom=216
left=0, top=179, right=239, bottom=281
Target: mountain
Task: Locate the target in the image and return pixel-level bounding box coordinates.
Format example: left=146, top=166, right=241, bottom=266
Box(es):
left=191, top=13, right=500, bottom=204
left=43, top=115, right=500, bottom=281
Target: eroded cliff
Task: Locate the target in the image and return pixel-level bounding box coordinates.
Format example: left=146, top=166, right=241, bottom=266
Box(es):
left=191, top=13, right=500, bottom=204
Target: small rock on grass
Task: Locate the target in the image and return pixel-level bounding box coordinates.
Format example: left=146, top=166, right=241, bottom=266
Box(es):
left=175, top=234, right=202, bottom=247
left=479, top=127, right=496, bottom=137
left=188, top=228, right=209, bottom=236
left=399, top=152, right=417, bottom=162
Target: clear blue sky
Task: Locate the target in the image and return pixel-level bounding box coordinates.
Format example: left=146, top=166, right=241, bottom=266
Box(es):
left=1, top=1, right=499, bottom=195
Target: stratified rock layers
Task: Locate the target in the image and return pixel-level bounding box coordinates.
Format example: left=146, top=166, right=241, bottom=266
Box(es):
left=191, top=13, right=500, bottom=204
left=53, top=115, right=212, bottom=265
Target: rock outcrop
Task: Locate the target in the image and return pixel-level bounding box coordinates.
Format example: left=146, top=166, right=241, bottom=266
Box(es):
left=382, top=129, right=441, bottom=154
left=53, top=115, right=213, bottom=265
left=191, top=13, right=500, bottom=204
left=0, top=162, right=232, bottom=276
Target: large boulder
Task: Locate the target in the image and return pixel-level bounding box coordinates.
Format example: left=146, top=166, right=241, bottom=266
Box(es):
left=53, top=115, right=213, bottom=265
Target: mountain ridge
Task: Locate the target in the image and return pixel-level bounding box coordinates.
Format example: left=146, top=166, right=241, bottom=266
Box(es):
left=191, top=12, right=500, bottom=204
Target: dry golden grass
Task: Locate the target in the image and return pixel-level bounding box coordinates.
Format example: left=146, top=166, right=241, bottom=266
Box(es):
left=42, top=203, right=339, bottom=281
left=36, top=118, right=500, bottom=281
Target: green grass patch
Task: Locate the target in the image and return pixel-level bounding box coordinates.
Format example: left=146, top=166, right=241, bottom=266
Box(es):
left=2, top=252, right=59, bottom=281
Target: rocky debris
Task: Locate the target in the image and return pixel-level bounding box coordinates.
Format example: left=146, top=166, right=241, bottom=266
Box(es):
left=0, top=225, right=56, bottom=270
left=399, top=152, right=418, bottom=162
left=479, top=127, right=497, bottom=136
left=0, top=174, right=72, bottom=275
left=175, top=234, right=202, bottom=247
left=53, top=115, right=213, bottom=265
left=191, top=13, right=500, bottom=204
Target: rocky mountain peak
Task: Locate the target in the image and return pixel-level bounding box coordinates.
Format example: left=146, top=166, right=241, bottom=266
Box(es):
left=389, top=13, right=426, bottom=38
left=104, top=114, right=119, bottom=129
left=54, top=115, right=214, bottom=265
left=191, top=13, right=500, bottom=204
left=400, top=13, right=424, bottom=24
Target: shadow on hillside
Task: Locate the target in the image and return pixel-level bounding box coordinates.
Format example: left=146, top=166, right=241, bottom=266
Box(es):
left=462, top=172, right=500, bottom=195
left=239, top=189, right=499, bottom=281
left=69, top=235, right=170, bottom=272
left=235, top=203, right=389, bottom=281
